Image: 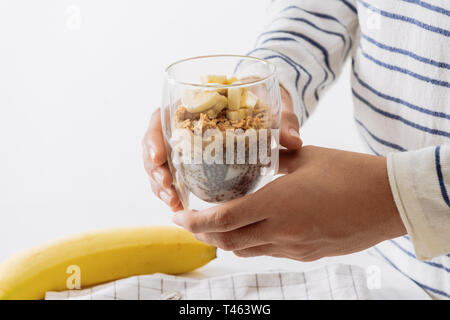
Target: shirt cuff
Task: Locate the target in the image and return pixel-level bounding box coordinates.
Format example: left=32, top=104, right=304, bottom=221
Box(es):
left=387, top=148, right=447, bottom=260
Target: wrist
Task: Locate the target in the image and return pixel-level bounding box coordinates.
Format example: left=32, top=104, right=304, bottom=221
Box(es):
left=378, top=157, right=408, bottom=240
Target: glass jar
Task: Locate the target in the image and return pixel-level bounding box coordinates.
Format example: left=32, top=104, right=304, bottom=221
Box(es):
left=161, top=55, right=281, bottom=210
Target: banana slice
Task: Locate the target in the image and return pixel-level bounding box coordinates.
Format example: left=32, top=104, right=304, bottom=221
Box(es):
left=223, top=76, right=239, bottom=85
left=201, top=76, right=229, bottom=95
left=226, top=109, right=247, bottom=121
left=201, top=75, right=240, bottom=85
left=201, top=75, right=227, bottom=84
left=182, top=89, right=227, bottom=113
left=228, top=86, right=244, bottom=110
left=242, top=90, right=259, bottom=109
left=207, top=97, right=228, bottom=118
left=214, top=97, right=227, bottom=113
left=204, top=83, right=227, bottom=95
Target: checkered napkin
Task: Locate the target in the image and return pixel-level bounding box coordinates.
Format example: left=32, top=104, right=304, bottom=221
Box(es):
left=45, top=264, right=370, bottom=300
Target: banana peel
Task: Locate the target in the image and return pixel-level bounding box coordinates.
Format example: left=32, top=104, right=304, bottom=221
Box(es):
left=0, top=226, right=216, bottom=300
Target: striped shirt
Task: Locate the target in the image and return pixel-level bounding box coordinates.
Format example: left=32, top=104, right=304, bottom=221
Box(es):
left=250, top=0, right=450, bottom=299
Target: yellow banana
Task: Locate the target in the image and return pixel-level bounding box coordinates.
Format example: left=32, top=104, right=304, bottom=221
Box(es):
left=0, top=226, right=216, bottom=300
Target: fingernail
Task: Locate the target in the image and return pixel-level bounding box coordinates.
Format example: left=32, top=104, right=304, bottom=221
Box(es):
left=149, top=148, right=156, bottom=164
left=152, top=169, right=163, bottom=185
left=289, top=128, right=300, bottom=139
left=172, top=213, right=183, bottom=226
left=171, top=201, right=183, bottom=212
left=159, top=190, right=172, bottom=205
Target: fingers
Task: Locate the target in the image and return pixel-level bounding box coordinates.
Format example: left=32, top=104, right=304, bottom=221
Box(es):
left=142, top=108, right=167, bottom=167
left=142, top=108, right=183, bottom=209
left=280, top=110, right=302, bottom=150
left=233, top=245, right=316, bottom=260
left=148, top=163, right=173, bottom=189
left=149, top=177, right=181, bottom=209
left=147, top=164, right=182, bottom=211
left=172, top=193, right=269, bottom=233
left=278, top=148, right=302, bottom=174
left=194, top=221, right=269, bottom=251
left=233, top=244, right=281, bottom=258
left=279, top=85, right=302, bottom=151
left=171, top=202, right=184, bottom=212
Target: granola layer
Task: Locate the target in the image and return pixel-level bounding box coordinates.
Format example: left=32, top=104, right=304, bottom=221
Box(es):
left=175, top=103, right=270, bottom=133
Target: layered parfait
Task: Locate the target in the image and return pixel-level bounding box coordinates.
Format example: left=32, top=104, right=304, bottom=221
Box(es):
left=170, top=75, right=274, bottom=203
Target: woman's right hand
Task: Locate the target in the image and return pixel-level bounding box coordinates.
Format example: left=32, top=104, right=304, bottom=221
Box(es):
left=142, top=108, right=183, bottom=212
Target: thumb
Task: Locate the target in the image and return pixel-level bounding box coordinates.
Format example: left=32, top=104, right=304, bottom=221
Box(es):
left=280, top=110, right=302, bottom=150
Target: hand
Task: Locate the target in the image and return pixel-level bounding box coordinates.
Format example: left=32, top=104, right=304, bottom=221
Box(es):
left=171, top=146, right=407, bottom=261
left=142, top=86, right=302, bottom=211
left=142, top=109, right=184, bottom=211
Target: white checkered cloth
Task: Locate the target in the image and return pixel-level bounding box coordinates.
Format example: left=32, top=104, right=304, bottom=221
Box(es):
left=45, top=264, right=370, bottom=300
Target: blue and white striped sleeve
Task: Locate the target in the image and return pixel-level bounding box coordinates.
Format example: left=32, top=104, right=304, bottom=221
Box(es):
left=248, top=0, right=359, bottom=126
left=388, top=145, right=450, bottom=260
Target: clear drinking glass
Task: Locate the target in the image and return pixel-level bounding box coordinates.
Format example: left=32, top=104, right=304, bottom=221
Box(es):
left=161, top=55, right=281, bottom=210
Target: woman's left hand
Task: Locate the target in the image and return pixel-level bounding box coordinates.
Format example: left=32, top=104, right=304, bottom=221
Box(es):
left=172, top=146, right=407, bottom=261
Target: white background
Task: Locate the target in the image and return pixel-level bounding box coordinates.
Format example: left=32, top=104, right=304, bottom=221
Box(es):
left=0, top=0, right=366, bottom=263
